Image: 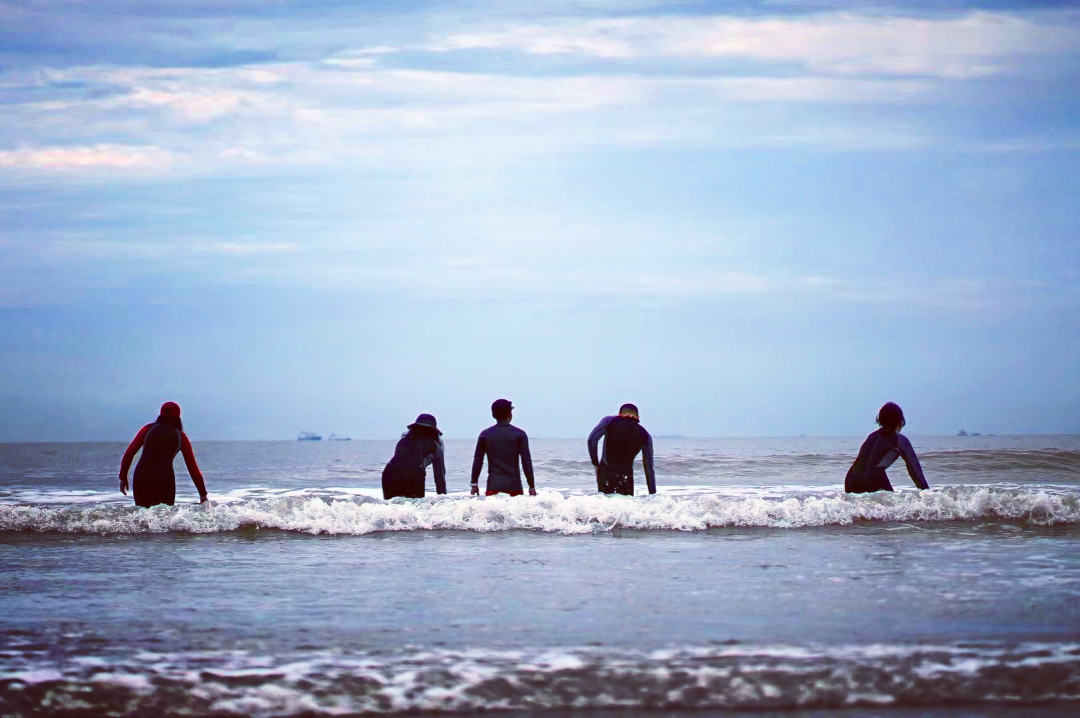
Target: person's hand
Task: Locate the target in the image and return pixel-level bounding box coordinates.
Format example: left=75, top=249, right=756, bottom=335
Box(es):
left=470, top=484, right=479, bottom=496
left=528, top=487, right=537, bottom=496
left=119, top=477, right=129, bottom=495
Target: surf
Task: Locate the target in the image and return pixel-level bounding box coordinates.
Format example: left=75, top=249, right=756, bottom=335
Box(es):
left=2, top=485, right=1078, bottom=535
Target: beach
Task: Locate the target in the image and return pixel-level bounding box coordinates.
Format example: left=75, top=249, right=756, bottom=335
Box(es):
left=2, top=435, right=1079, bottom=716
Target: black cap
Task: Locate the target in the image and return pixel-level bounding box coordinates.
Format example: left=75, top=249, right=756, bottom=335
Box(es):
left=491, top=398, right=514, bottom=417
left=618, top=403, right=639, bottom=417
left=407, top=413, right=442, bottom=435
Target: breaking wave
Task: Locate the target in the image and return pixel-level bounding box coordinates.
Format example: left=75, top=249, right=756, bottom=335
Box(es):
left=1, top=642, right=1079, bottom=716
left=1, top=485, right=1078, bottom=535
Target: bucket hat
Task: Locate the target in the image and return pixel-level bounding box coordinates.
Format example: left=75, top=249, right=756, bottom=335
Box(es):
left=407, top=413, right=442, bottom=435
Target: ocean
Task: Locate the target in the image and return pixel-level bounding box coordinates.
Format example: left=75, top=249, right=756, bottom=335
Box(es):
left=1, top=434, right=1079, bottom=717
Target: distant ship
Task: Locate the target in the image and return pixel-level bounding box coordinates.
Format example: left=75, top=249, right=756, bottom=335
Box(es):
left=328, top=433, right=352, bottom=441
left=297, top=431, right=322, bottom=441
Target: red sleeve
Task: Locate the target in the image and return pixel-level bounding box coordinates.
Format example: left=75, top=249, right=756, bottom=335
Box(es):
left=119, top=425, right=151, bottom=479
left=180, top=432, right=207, bottom=496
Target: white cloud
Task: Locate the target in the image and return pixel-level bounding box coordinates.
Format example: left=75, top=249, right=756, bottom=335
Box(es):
left=0, top=144, right=175, bottom=171
left=203, top=242, right=298, bottom=255
left=1, top=9, right=1075, bottom=180
left=433, top=11, right=1080, bottom=79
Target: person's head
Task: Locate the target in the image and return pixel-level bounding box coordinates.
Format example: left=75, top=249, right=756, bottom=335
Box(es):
left=157, top=401, right=183, bottom=430
left=407, top=413, right=442, bottom=436
left=876, top=402, right=906, bottom=432
left=491, top=398, right=513, bottom=422
left=618, top=403, right=640, bottom=421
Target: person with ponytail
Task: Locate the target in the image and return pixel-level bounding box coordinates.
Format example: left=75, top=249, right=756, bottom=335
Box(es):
left=844, top=401, right=929, bottom=494
left=119, top=401, right=208, bottom=507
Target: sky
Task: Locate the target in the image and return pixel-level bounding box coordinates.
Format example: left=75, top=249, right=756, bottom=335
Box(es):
left=1, top=0, right=1078, bottom=441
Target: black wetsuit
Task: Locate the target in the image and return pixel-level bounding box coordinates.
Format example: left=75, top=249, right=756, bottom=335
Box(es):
left=471, top=421, right=534, bottom=495
left=382, top=428, right=446, bottom=499
left=588, top=415, right=656, bottom=495
left=845, top=428, right=928, bottom=493
left=133, top=422, right=184, bottom=508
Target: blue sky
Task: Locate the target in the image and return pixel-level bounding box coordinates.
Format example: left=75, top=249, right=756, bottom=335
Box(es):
left=1, top=0, right=1078, bottom=441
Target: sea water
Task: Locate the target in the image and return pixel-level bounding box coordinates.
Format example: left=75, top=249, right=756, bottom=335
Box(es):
left=1, top=435, right=1079, bottom=717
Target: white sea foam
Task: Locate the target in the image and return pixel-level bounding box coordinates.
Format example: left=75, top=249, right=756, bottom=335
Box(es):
left=1, top=642, right=1078, bottom=716
left=0, top=484, right=1077, bottom=535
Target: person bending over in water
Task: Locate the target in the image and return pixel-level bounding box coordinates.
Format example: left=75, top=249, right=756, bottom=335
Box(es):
left=588, top=403, right=656, bottom=495
left=382, top=413, right=446, bottom=499
left=119, top=402, right=208, bottom=507
left=471, top=399, right=536, bottom=497
left=845, top=402, right=928, bottom=494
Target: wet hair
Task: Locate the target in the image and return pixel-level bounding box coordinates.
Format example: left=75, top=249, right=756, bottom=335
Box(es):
left=156, top=413, right=183, bottom=431
left=619, top=403, right=639, bottom=416
left=876, top=402, right=905, bottom=431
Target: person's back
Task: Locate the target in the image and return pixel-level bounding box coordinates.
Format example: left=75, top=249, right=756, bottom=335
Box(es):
left=588, top=403, right=656, bottom=495
left=471, top=399, right=535, bottom=496
left=845, top=402, right=928, bottom=493
left=119, top=401, right=207, bottom=508
left=140, top=422, right=182, bottom=469
left=383, top=414, right=446, bottom=499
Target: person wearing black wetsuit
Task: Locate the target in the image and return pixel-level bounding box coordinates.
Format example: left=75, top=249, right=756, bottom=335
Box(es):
left=471, top=399, right=536, bottom=497
left=588, top=403, right=656, bottom=495
left=845, top=402, right=929, bottom=494
left=119, top=402, right=208, bottom=507
left=382, top=414, right=447, bottom=499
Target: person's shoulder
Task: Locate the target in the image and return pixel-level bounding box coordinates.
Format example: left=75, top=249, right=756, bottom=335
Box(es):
left=896, top=432, right=915, bottom=449
left=512, top=424, right=529, bottom=437
left=591, top=416, right=615, bottom=431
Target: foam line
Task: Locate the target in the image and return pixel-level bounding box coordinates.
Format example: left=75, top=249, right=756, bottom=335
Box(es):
left=1, top=642, right=1078, bottom=716
left=1, top=485, right=1077, bottom=535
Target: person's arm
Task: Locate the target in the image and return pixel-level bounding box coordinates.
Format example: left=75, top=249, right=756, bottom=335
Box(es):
left=180, top=433, right=208, bottom=500
left=118, top=424, right=150, bottom=495
left=898, top=434, right=929, bottom=490
left=433, top=440, right=447, bottom=495
left=587, top=417, right=611, bottom=466
left=641, top=428, right=656, bottom=494
left=470, top=434, right=486, bottom=495
left=520, top=432, right=535, bottom=493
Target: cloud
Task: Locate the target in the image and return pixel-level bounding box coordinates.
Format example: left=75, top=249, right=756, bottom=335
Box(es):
left=0, top=144, right=175, bottom=171
left=1, top=8, right=1076, bottom=180
left=203, top=242, right=298, bottom=255
left=431, top=11, right=1080, bottom=79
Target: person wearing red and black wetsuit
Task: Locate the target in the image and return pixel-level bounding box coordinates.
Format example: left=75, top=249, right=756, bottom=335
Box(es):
left=471, top=399, right=536, bottom=497
left=119, top=401, right=208, bottom=508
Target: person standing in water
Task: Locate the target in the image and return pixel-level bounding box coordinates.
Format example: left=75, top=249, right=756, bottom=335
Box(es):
left=588, top=403, right=657, bottom=495
left=845, top=402, right=929, bottom=493
left=471, top=399, right=536, bottom=497
left=119, top=401, right=208, bottom=507
left=382, top=413, right=447, bottom=499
